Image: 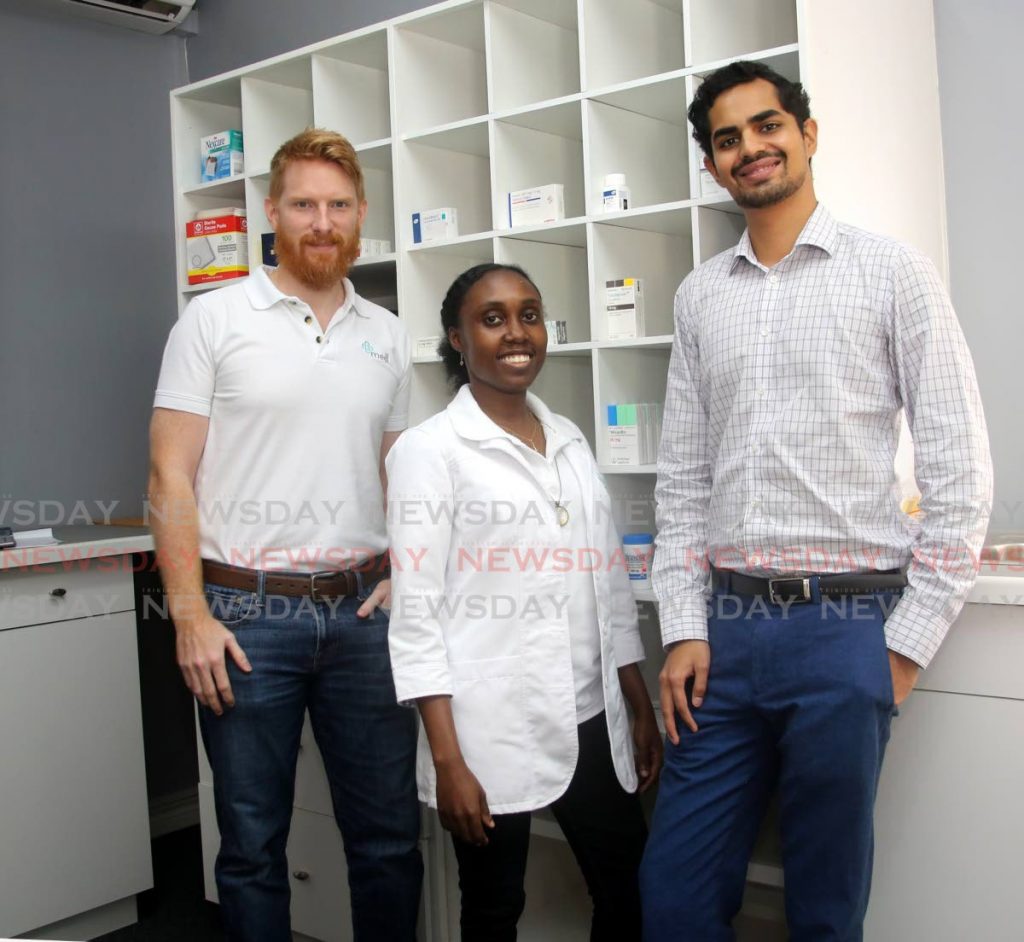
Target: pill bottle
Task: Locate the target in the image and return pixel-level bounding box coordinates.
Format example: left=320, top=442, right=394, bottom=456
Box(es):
left=623, top=533, right=654, bottom=584
left=601, top=173, right=631, bottom=212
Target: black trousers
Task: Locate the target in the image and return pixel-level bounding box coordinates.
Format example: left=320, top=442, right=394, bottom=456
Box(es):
left=452, top=711, right=648, bottom=941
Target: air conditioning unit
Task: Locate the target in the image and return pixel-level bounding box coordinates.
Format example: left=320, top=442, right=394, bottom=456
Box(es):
left=55, top=0, right=196, bottom=35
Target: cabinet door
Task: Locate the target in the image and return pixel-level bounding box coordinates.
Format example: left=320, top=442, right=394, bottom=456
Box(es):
left=867, top=691, right=1024, bottom=939
left=0, top=611, right=152, bottom=938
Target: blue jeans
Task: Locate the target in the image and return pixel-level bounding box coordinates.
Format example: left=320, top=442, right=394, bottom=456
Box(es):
left=198, top=577, right=422, bottom=942
left=640, top=587, right=900, bottom=941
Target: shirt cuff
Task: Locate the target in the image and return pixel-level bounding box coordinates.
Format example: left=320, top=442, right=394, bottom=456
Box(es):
left=881, top=597, right=952, bottom=669
left=657, top=594, right=709, bottom=648
left=391, top=663, right=453, bottom=707
left=612, top=633, right=646, bottom=667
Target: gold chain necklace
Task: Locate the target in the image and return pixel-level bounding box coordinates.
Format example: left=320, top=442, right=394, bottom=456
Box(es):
left=495, top=412, right=544, bottom=454
left=494, top=413, right=570, bottom=526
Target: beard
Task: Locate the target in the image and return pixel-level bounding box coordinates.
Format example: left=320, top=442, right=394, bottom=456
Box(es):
left=273, top=226, right=361, bottom=290
left=731, top=152, right=808, bottom=210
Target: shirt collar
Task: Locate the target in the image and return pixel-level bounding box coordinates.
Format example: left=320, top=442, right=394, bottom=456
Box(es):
left=731, top=202, right=839, bottom=271
left=447, top=383, right=584, bottom=448
left=244, top=266, right=368, bottom=318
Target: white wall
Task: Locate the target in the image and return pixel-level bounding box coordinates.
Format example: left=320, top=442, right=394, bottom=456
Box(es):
left=934, top=0, right=1022, bottom=536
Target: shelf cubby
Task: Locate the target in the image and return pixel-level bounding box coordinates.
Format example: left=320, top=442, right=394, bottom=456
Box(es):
left=400, top=237, right=494, bottom=346
left=181, top=175, right=247, bottom=201
left=176, top=188, right=251, bottom=291
left=492, top=101, right=585, bottom=228
left=496, top=232, right=590, bottom=343
left=694, top=205, right=745, bottom=263
left=408, top=362, right=452, bottom=427
left=593, top=346, right=671, bottom=467
left=486, top=0, right=580, bottom=112
left=533, top=353, right=596, bottom=446
left=590, top=207, right=695, bottom=341
left=349, top=259, right=398, bottom=315
left=690, top=44, right=800, bottom=84
left=240, top=59, right=314, bottom=175
left=171, top=79, right=243, bottom=192
left=357, top=142, right=396, bottom=249
left=312, top=30, right=391, bottom=146
left=393, top=4, right=487, bottom=135
left=581, top=0, right=685, bottom=90
left=685, top=0, right=799, bottom=67
left=603, top=473, right=658, bottom=534
left=244, top=175, right=270, bottom=269
left=398, top=120, right=492, bottom=247
left=585, top=88, right=691, bottom=211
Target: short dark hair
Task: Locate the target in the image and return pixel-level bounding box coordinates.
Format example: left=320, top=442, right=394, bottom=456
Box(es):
left=438, top=263, right=541, bottom=389
left=688, top=60, right=812, bottom=159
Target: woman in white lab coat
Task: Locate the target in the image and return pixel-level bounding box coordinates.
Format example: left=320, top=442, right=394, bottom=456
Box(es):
left=386, top=263, right=662, bottom=941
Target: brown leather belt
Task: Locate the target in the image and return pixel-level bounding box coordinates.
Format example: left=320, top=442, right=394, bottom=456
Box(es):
left=202, top=555, right=390, bottom=602
left=712, top=567, right=907, bottom=605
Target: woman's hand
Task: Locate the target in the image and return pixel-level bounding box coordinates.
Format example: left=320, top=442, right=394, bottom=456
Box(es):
left=631, top=702, right=664, bottom=793
left=417, top=695, right=496, bottom=845
left=618, top=662, right=664, bottom=792
left=435, top=757, right=495, bottom=846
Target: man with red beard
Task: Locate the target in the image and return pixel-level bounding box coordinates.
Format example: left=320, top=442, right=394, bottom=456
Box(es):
left=148, top=129, right=420, bottom=941
left=641, top=62, right=991, bottom=938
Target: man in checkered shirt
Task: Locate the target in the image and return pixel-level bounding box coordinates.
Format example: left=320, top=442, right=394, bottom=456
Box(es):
left=640, top=60, right=992, bottom=939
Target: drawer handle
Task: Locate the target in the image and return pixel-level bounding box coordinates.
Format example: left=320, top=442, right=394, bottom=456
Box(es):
left=292, top=870, right=310, bottom=882
left=50, top=588, right=67, bottom=598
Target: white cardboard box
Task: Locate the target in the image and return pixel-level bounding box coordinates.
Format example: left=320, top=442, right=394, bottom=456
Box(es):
left=412, top=208, right=458, bottom=244
left=605, top=278, right=645, bottom=340
left=507, top=184, right=564, bottom=228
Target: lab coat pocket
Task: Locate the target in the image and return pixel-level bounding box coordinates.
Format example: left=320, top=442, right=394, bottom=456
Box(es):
left=449, top=655, right=528, bottom=803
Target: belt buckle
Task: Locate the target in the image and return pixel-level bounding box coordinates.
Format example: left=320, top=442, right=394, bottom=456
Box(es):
left=768, top=577, right=811, bottom=605
left=309, top=571, right=332, bottom=603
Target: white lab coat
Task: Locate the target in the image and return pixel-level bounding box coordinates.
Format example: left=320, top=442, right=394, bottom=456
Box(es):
left=386, top=385, right=645, bottom=814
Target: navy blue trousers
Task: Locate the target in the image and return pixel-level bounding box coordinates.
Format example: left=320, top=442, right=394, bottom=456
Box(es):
left=640, top=587, right=900, bottom=941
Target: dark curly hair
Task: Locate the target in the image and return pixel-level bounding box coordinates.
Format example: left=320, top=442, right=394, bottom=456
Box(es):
left=688, top=60, right=811, bottom=160
left=437, top=263, right=541, bottom=389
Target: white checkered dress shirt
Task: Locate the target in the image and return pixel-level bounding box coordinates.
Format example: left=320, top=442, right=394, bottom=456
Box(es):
left=653, top=204, right=992, bottom=667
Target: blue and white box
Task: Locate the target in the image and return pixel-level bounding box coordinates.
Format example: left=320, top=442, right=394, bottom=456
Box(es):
left=200, top=130, right=244, bottom=182
left=412, top=208, right=458, bottom=244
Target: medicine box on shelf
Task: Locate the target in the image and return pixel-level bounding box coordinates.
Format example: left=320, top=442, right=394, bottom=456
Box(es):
left=200, top=130, right=244, bottom=182
left=186, top=210, right=248, bottom=285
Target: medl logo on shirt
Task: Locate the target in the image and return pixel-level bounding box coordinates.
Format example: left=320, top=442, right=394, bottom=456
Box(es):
left=361, top=340, right=390, bottom=364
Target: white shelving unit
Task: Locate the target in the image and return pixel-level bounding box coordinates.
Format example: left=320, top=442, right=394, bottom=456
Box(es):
left=169, top=1, right=951, bottom=937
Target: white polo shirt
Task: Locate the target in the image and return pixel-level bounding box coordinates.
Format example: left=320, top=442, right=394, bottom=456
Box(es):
left=154, top=266, right=411, bottom=572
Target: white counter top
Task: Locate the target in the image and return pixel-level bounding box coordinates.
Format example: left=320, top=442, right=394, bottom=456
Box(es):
left=0, top=526, right=154, bottom=573
left=968, top=563, right=1024, bottom=605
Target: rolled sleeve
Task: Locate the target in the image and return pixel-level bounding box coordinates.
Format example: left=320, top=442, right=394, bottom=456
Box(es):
left=386, top=428, right=456, bottom=704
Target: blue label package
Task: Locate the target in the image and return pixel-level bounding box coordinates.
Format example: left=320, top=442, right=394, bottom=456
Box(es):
left=201, top=130, right=244, bottom=182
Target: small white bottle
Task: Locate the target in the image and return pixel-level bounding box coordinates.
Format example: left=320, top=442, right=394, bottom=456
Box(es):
left=600, top=173, right=631, bottom=212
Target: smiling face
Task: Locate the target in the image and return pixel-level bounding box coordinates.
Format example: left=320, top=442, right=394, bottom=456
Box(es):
left=264, top=158, right=366, bottom=290
left=703, top=78, right=817, bottom=210
left=448, top=269, right=547, bottom=398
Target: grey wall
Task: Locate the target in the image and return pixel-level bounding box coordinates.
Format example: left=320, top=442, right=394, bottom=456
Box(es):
left=0, top=2, right=187, bottom=527
left=934, top=0, right=1022, bottom=536
left=185, top=0, right=439, bottom=81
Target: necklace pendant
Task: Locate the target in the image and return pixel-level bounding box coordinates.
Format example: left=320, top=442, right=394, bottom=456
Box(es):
left=555, top=503, right=570, bottom=527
